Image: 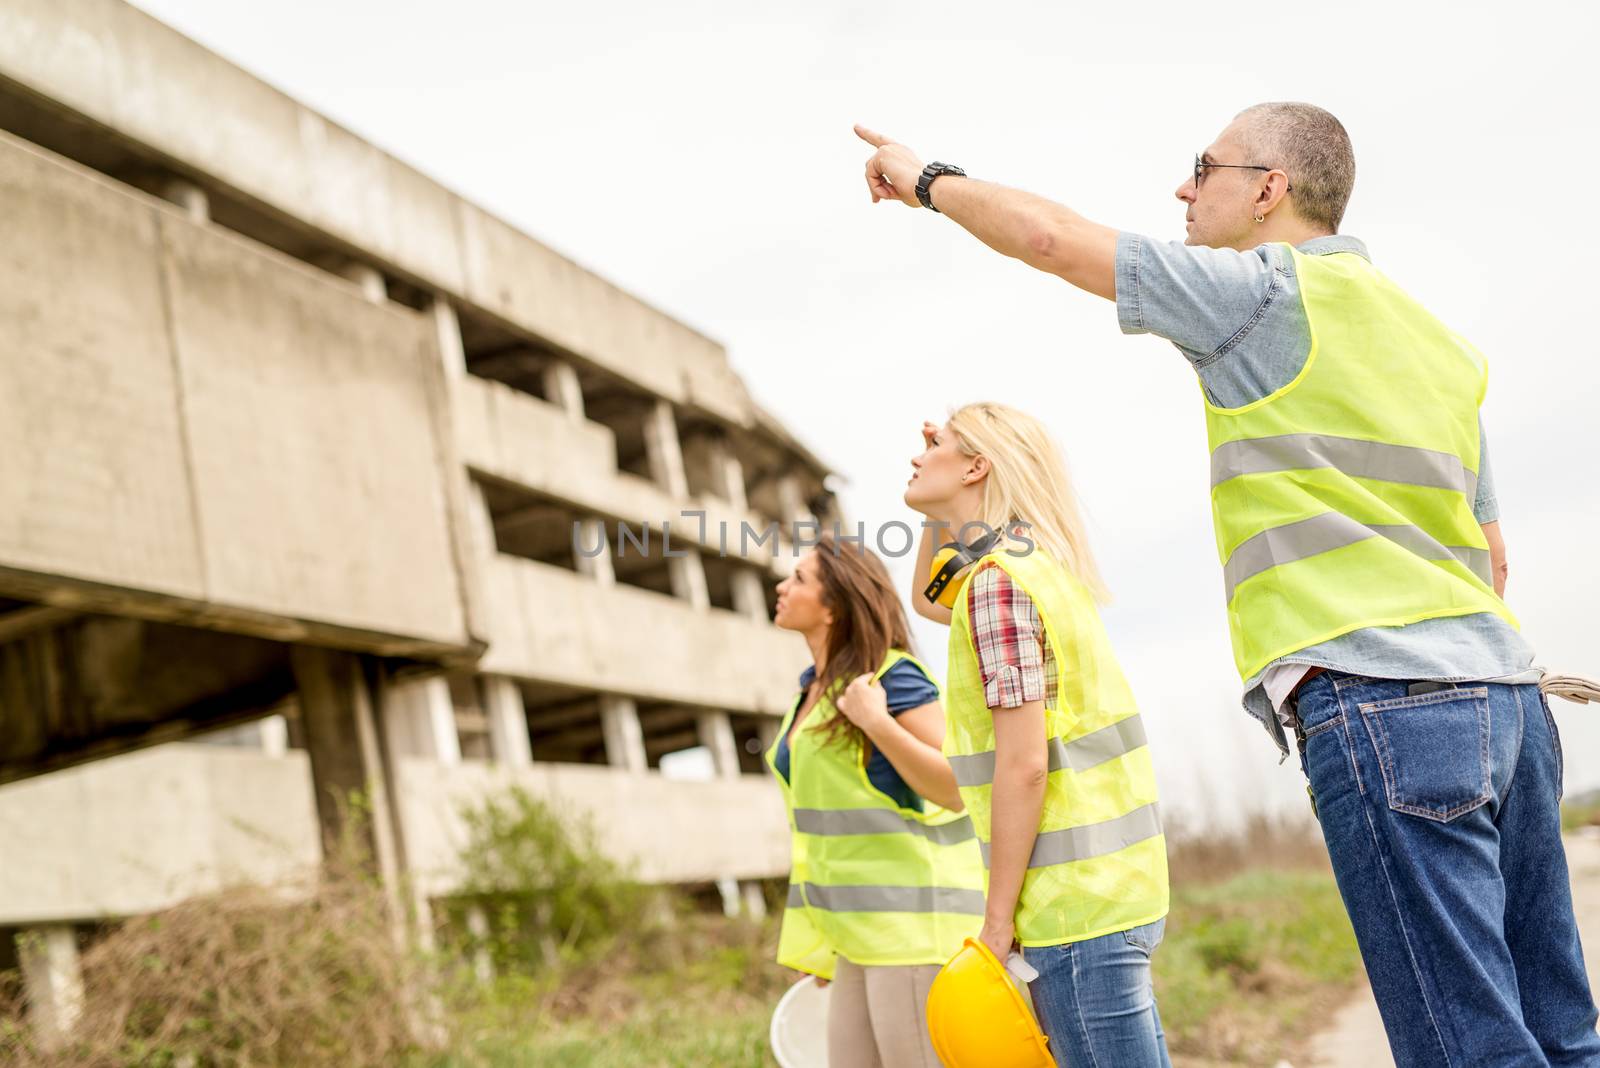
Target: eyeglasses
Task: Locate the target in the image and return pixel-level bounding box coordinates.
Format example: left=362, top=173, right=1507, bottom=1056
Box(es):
left=1193, top=153, right=1292, bottom=192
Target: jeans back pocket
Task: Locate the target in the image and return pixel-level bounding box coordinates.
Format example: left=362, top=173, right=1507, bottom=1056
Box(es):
left=1358, top=686, right=1491, bottom=822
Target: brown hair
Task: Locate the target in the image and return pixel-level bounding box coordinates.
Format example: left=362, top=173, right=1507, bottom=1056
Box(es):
left=809, top=537, right=916, bottom=751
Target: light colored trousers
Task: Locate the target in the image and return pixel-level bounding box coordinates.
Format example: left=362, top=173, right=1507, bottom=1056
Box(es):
left=827, top=958, right=944, bottom=1068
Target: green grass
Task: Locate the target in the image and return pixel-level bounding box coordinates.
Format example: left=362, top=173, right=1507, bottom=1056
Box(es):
left=1156, top=867, right=1362, bottom=1065
left=412, top=865, right=1363, bottom=1068
left=413, top=916, right=787, bottom=1068
left=422, top=1006, right=773, bottom=1068
left=1561, top=791, right=1600, bottom=832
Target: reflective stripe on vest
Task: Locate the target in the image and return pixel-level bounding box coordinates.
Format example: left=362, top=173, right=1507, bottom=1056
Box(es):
left=1204, top=245, right=1517, bottom=680
left=1222, top=513, right=1494, bottom=602
left=947, top=714, right=1148, bottom=788
left=792, top=807, right=977, bottom=845
left=787, top=882, right=987, bottom=915
left=1211, top=433, right=1479, bottom=500
left=977, top=803, right=1163, bottom=869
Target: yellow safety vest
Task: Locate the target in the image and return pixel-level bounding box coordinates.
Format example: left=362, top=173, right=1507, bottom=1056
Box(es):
left=1206, top=245, right=1519, bottom=681
left=765, top=649, right=986, bottom=980
left=945, top=548, right=1169, bottom=948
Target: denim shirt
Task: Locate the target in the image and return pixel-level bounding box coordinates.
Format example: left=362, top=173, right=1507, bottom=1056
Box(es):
left=1114, top=233, right=1537, bottom=755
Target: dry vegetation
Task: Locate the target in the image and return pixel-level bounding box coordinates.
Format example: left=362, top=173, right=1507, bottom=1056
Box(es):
left=0, top=866, right=419, bottom=1068
left=0, top=797, right=1361, bottom=1068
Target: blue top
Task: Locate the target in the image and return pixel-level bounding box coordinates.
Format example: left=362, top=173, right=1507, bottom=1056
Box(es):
left=772, top=658, right=940, bottom=812
left=1114, top=232, right=1536, bottom=754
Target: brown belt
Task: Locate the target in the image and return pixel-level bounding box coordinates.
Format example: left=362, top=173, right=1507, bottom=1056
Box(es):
left=1292, top=666, right=1326, bottom=698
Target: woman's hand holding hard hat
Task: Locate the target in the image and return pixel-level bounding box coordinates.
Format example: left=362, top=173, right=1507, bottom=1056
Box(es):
left=979, top=916, right=1017, bottom=965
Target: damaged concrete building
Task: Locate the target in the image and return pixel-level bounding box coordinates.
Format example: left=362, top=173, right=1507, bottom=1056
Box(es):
left=0, top=0, right=831, bottom=1042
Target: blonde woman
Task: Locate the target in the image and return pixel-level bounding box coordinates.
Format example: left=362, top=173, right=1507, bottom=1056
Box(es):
left=906, top=404, right=1172, bottom=1067
left=766, top=538, right=985, bottom=1068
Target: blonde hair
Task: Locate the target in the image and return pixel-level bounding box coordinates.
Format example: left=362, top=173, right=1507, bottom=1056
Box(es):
left=947, top=401, right=1110, bottom=603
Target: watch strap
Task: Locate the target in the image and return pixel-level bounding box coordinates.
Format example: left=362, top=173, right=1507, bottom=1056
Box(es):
left=915, top=162, right=967, bottom=212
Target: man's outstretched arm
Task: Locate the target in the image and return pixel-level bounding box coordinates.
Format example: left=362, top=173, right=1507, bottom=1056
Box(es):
left=856, top=125, right=1119, bottom=301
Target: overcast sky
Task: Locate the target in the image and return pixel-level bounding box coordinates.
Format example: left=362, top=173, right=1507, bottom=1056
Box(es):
left=130, top=0, right=1600, bottom=829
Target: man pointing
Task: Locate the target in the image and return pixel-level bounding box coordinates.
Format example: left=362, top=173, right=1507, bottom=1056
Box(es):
left=857, top=106, right=1600, bottom=1066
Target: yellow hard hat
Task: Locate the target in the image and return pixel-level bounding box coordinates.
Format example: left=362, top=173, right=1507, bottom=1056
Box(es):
left=926, top=938, right=1053, bottom=1068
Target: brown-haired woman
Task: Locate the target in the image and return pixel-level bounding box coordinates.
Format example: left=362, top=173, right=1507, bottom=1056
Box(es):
left=765, top=538, right=986, bottom=1068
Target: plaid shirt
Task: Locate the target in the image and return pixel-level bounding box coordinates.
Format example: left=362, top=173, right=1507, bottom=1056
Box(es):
left=965, top=563, right=1058, bottom=709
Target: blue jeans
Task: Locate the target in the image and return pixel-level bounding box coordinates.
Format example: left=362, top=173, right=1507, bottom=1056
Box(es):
left=1295, top=671, right=1600, bottom=1066
left=1022, top=919, right=1172, bottom=1067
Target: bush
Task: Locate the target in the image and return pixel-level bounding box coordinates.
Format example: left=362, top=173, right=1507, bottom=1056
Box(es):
left=442, top=787, right=658, bottom=976
left=0, top=867, right=420, bottom=1068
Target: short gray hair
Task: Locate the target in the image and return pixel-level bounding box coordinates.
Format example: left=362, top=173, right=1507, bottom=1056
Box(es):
left=1235, top=103, right=1355, bottom=233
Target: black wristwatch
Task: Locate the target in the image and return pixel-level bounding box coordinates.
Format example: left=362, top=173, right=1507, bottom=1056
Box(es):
left=916, top=161, right=966, bottom=212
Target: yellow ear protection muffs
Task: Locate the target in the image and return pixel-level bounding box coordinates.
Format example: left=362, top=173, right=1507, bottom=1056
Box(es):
left=924, top=529, right=1001, bottom=609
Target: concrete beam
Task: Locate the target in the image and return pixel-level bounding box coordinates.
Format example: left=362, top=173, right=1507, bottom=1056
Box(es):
left=18, top=925, right=82, bottom=1050
left=541, top=360, right=586, bottom=422
left=599, top=695, right=647, bottom=773
left=696, top=711, right=740, bottom=780
left=481, top=677, right=532, bottom=768
left=0, top=605, right=76, bottom=643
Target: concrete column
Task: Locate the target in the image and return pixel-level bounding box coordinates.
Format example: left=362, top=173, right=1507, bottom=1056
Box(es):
left=720, top=451, right=750, bottom=513
left=18, top=926, right=82, bottom=1051
left=599, top=694, right=648, bottom=773
left=542, top=360, right=586, bottom=422
left=465, top=904, right=494, bottom=985
left=431, top=298, right=468, bottom=379
left=696, top=710, right=740, bottom=779
left=384, top=676, right=461, bottom=766
left=715, top=876, right=741, bottom=919
left=741, top=881, right=769, bottom=921
left=574, top=517, right=616, bottom=587
left=668, top=549, right=711, bottom=611
left=331, top=262, right=386, bottom=304
left=730, top=566, right=770, bottom=622
left=259, top=714, right=289, bottom=757
left=777, top=473, right=810, bottom=525
left=157, top=178, right=209, bottom=223
left=643, top=399, right=690, bottom=499
left=290, top=648, right=405, bottom=932
left=482, top=676, right=533, bottom=768
left=464, top=479, right=498, bottom=562
left=683, top=434, right=747, bottom=509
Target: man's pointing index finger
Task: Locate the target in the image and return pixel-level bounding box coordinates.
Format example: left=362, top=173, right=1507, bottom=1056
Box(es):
left=854, top=124, right=890, bottom=148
